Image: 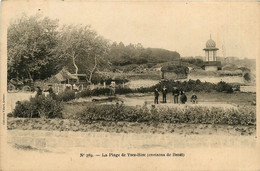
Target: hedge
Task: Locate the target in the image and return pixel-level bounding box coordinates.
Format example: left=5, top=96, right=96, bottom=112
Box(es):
left=75, top=103, right=256, bottom=126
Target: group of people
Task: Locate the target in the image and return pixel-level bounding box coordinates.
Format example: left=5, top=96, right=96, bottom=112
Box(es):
left=154, top=86, right=198, bottom=104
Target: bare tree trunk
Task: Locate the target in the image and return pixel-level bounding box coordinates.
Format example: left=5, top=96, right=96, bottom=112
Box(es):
left=72, top=53, right=79, bottom=83
left=27, top=69, right=32, bottom=80
left=88, top=55, right=97, bottom=84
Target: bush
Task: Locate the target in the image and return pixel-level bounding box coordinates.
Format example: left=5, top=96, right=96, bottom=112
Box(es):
left=216, top=81, right=233, bottom=93
left=77, top=88, right=111, bottom=98
left=77, top=89, right=92, bottom=98
left=243, top=73, right=251, bottom=81
left=75, top=104, right=256, bottom=126
left=115, top=87, right=133, bottom=94
left=56, top=89, right=75, bottom=102
left=12, top=96, right=63, bottom=118
left=135, top=86, right=155, bottom=93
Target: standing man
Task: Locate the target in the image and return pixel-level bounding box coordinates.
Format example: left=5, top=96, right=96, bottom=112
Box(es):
left=172, top=87, right=179, bottom=104
left=162, top=86, right=167, bottom=103
left=154, top=88, right=159, bottom=104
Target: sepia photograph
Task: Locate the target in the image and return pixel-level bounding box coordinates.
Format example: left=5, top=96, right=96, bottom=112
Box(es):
left=1, top=0, right=259, bottom=170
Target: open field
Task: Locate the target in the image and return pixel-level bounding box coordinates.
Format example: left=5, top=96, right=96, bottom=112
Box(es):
left=70, top=91, right=256, bottom=107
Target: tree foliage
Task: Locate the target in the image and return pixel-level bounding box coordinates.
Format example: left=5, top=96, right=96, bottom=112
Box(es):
left=8, top=14, right=181, bottom=82
left=108, top=42, right=180, bottom=65
left=7, top=14, right=59, bottom=80
left=56, top=25, right=110, bottom=83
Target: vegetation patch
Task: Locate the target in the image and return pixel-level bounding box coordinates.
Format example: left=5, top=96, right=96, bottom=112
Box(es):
left=75, top=104, right=255, bottom=126
left=12, top=96, right=63, bottom=118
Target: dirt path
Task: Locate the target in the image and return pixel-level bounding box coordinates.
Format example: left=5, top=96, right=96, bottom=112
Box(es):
left=119, top=95, right=237, bottom=108
left=73, top=94, right=238, bottom=109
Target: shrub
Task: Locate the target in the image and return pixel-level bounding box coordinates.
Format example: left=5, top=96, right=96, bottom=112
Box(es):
left=216, top=81, right=233, bottom=93
left=92, top=88, right=111, bottom=96
left=12, top=96, right=63, bottom=118
left=77, top=89, right=92, bottom=98
left=243, top=73, right=251, bottom=81
left=135, top=86, right=155, bottom=93
left=56, top=89, right=75, bottom=102
left=75, top=104, right=256, bottom=126
left=115, top=87, right=133, bottom=94
left=77, top=88, right=111, bottom=97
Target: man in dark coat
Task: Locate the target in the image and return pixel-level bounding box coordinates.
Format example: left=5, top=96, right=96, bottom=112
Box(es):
left=162, top=86, right=167, bottom=103
left=180, top=91, right=187, bottom=104
left=172, top=87, right=179, bottom=104
left=154, top=88, right=159, bottom=104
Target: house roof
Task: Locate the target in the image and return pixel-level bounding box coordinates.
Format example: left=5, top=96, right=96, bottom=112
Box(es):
left=48, top=68, right=78, bottom=83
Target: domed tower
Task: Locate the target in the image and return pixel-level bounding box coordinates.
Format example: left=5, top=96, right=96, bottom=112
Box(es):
left=202, top=35, right=221, bottom=71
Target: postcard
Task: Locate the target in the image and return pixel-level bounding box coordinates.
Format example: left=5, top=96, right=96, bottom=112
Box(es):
left=1, top=1, right=259, bottom=170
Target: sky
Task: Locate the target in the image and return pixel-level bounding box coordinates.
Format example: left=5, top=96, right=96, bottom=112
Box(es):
left=2, top=1, right=259, bottom=59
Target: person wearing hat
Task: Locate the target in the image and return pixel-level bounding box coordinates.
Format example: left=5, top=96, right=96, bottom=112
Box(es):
left=154, top=88, right=159, bottom=104
left=36, top=86, right=42, bottom=97
left=162, top=86, right=167, bottom=103
left=180, top=90, right=187, bottom=104
left=172, top=87, right=179, bottom=104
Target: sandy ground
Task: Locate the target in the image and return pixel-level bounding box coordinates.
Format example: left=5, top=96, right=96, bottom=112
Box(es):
left=73, top=94, right=239, bottom=109
left=119, top=95, right=237, bottom=108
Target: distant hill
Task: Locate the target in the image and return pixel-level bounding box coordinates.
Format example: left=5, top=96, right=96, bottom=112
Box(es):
left=146, top=48, right=181, bottom=63
left=108, top=42, right=180, bottom=66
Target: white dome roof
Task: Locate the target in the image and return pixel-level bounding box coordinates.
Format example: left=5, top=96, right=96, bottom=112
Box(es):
left=206, top=38, right=216, bottom=48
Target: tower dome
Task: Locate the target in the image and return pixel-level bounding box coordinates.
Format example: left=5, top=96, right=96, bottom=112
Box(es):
left=206, top=38, right=216, bottom=48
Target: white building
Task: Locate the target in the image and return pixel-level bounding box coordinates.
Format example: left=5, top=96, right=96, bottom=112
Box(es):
left=202, top=36, right=221, bottom=71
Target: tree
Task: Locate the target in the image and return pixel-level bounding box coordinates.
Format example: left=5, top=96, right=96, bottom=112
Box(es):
left=56, top=25, right=110, bottom=83
left=7, top=14, right=59, bottom=80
